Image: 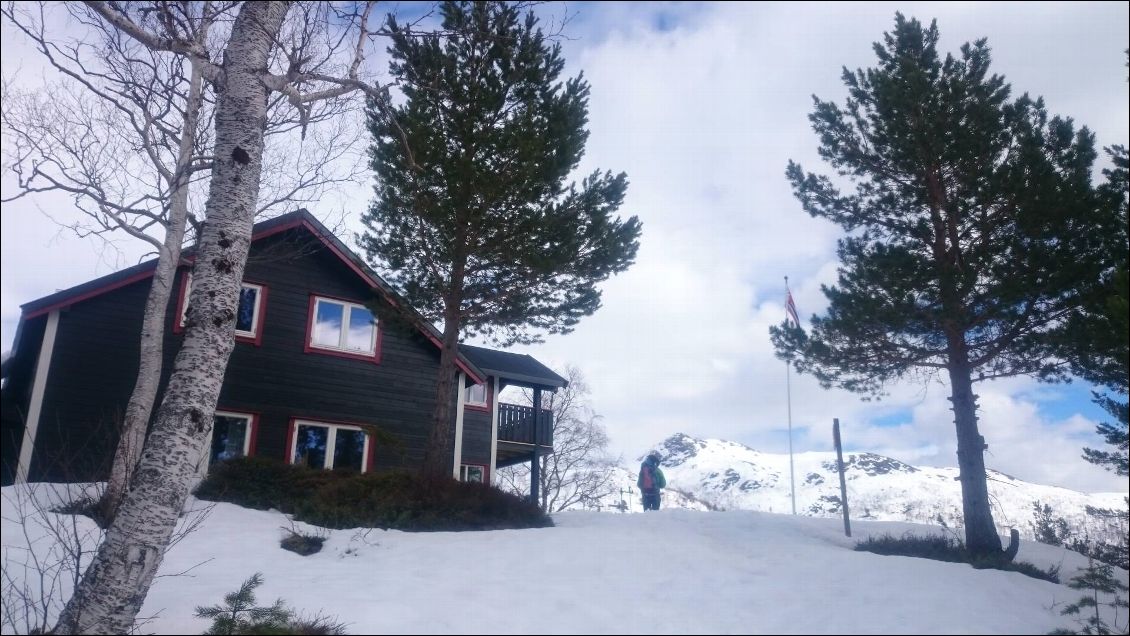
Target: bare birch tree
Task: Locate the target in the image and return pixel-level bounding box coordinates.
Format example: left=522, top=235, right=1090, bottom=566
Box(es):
left=1, top=1, right=367, bottom=521
left=498, top=366, right=619, bottom=513
left=5, top=1, right=413, bottom=632
left=2, top=1, right=214, bottom=521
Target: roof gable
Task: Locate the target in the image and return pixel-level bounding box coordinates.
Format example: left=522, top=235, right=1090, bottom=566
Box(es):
left=19, top=210, right=485, bottom=382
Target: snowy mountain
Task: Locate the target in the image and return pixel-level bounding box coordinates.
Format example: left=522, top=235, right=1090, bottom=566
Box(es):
left=596, top=433, right=1126, bottom=544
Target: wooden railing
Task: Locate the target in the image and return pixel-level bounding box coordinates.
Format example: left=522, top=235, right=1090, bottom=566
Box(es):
left=497, top=402, right=553, bottom=446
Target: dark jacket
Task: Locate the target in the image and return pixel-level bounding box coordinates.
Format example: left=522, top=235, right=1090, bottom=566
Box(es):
left=637, top=456, right=666, bottom=492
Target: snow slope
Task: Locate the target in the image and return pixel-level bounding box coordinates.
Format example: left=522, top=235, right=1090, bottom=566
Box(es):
left=3, top=484, right=1127, bottom=635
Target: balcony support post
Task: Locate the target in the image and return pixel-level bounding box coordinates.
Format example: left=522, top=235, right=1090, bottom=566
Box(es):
left=530, top=387, right=542, bottom=508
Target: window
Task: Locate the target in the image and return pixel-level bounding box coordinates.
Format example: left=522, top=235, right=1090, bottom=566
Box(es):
left=210, top=411, right=255, bottom=465
left=460, top=464, right=485, bottom=483
left=290, top=420, right=371, bottom=472
left=465, top=382, right=488, bottom=408
left=234, top=285, right=263, bottom=335
left=307, top=296, right=378, bottom=358
left=178, top=273, right=265, bottom=340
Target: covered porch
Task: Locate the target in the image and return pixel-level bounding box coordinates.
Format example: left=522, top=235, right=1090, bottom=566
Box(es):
left=459, top=345, right=567, bottom=503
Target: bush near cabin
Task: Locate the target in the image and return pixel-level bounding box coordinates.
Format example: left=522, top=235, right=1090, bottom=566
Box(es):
left=196, top=457, right=552, bottom=531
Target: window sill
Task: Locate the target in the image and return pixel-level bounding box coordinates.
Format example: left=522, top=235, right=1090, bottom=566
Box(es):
left=304, top=343, right=381, bottom=364
left=235, top=332, right=263, bottom=346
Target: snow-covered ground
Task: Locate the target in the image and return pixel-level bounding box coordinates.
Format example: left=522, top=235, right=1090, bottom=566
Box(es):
left=3, top=484, right=1127, bottom=635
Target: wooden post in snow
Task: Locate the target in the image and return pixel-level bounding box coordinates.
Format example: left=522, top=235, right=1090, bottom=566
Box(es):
left=833, top=418, right=851, bottom=538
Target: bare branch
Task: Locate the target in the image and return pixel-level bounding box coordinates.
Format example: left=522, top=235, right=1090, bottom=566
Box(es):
left=81, top=1, right=209, bottom=62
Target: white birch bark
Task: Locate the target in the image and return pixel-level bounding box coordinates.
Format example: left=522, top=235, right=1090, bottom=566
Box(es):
left=101, top=53, right=207, bottom=521
left=51, top=3, right=291, bottom=632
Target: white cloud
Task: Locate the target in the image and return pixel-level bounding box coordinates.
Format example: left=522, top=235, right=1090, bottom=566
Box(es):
left=500, top=1, right=1129, bottom=493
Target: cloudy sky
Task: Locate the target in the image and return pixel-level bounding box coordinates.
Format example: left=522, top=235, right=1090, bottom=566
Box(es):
left=2, top=2, right=1128, bottom=493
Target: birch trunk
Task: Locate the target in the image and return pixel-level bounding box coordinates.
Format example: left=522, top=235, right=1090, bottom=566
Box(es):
left=52, top=3, right=290, bottom=632
left=101, top=54, right=206, bottom=523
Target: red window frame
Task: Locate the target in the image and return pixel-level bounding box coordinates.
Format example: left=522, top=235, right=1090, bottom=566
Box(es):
left=464, top=379, right=492, bottom=412
left=173, top=269, right=268, bottom=346
left=303, top=293, right=382, bottom=363
left=460, top=463, right=488, bottom=484
left=285, top=416, right=377, bottom=473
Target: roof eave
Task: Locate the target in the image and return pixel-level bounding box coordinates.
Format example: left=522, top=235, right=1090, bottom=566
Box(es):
left=488, top=369, right=567, bottom=390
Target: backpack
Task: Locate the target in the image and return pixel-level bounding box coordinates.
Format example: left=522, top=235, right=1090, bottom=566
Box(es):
left=640, top=464, right=655, bottom=491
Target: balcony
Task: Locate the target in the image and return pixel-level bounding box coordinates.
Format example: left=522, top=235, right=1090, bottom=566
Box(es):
left=497, top=402, right=553, bottom=445
left=495, top=402, right=553, bottom=468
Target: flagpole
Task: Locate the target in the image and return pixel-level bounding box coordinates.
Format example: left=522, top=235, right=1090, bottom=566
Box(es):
left=785, top=276, right=797, bottom=516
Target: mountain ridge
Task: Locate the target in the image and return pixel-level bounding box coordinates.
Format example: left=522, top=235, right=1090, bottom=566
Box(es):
left=588, top=433, right=1126, bottom=544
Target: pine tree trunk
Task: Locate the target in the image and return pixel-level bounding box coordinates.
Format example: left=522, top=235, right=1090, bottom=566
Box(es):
left=423, top=301, right=461, bottom=479
left=927, top=158, right=1005, bottom=560
left=101, top=56, right=205, bottom=524
left=946, top=341, right=1004, bottom=559
left=52, top=4, right=289, bottom=632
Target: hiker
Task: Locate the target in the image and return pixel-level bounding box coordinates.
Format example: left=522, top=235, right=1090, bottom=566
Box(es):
left=637, top=452, right=666, bottom=511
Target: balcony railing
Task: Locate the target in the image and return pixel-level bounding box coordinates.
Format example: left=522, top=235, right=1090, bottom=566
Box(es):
left=497, top=402, right=553, bottom=446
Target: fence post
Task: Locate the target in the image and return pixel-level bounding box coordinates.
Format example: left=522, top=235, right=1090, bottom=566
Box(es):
left=833, top=418, right=851, bottom=538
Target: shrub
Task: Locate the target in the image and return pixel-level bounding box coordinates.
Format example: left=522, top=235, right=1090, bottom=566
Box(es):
left=280, top=525, right=327, bottom=556
left=856, top=532, right=1060, bottom=583
left=282, top=613, right=349, bottom=635
left=196, top=457, right=553, bottom=531
left=194, top=457, right=347, bottom=511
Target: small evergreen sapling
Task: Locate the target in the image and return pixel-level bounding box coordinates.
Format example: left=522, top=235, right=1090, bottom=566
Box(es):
left=1032, top=501, right=1072, bottom=547
left=1052, top=559, right=1129, bottom=635
left=194, top=573, right=291, bottom=635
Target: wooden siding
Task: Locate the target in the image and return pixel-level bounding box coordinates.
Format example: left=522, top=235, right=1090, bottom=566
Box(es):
left=18, top=228, right=460, bottom=482
left=461, top=394, right=494, bottom=473
left=32, top=283, right=149, bottom=481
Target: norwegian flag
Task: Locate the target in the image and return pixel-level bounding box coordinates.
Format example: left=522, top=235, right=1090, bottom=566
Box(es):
left=785, top=288, right=800, bottom=327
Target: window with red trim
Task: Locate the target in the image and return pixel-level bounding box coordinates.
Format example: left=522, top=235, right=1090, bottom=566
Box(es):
left=460, top=464, right=486, bottom=483
left=465, top=382, right=488, bottom=408
left=307, top=296, right=378, bottom=356
left=290, top=420, right=371, bottom=473
left=178, top=273, right=266, bottom=340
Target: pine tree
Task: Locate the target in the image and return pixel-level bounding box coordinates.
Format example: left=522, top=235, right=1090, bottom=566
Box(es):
left=1031, top=501, right=1071, bottom=547
left=1061, top=50, right=1130, bottom=479
left=772, top=14, right=1114, bottom=560
left=362, top=1, right=641, bottom=476
left=1058, top=143, right=1129, bottom=478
